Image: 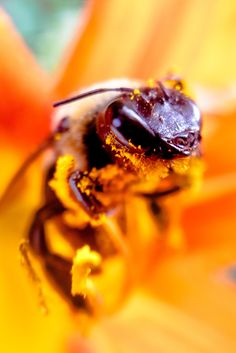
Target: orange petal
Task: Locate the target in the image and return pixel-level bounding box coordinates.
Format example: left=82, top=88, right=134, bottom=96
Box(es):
left=150, top=235, right=236, bottom=342
left=182, top=184, right=236, bottom=249
left=201, top=109, right=236, bottom=178
left=148, top=188, right=236, bottom=341
left=54, top=0, right=236, bottom=97
left=52, top=0, right=199, bottom=96
left=147, top=162, right=236, bottom=339
left=0, top=9, right=51, bottom=148
left=68, top=292, right=236, bottom=353
left=194, top=85, right=236, bottom=178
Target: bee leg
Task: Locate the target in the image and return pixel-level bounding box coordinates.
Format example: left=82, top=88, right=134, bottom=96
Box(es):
left=137, top=185, right=181, bottom=199
left=146, top=189, right=185, bottom=249
left=148, top=198, right=168, bottom=232
left=139, top=186, right=181, bottom=232
left=69, top=170, right=105, bottom=217
left=28, top=201, right=64, bottom=256
left=28, top=202, right=87, bottom=309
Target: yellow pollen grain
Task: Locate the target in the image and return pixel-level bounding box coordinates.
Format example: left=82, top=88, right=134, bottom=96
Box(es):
left=105, top=134, right=112, bottom=146
left=90, top=213, right=107, bottom=227
left=128, top=140, right=136, bottom=149
left=71, top=245, right=101, bottom=297
left=77, top=177, right=92, bottom=195
left=147, top=78, right=156, bottom=88
left=133, top=88, right=141, bottom=95
left=170, top=158, right=190, bottom=175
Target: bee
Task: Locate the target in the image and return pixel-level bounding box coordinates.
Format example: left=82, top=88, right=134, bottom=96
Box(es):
left=3, top=77, right=202, bottom=314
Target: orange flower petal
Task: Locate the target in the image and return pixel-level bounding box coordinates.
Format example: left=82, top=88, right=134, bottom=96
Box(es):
left=52, top=0, right=196, bottom=96
left=68, top=292, right=236, bottom=353
left=150, top=240, right=236, bottom=342
left=54, top=0, right=236, bottom=98
left=147, top=187, right=236, bottom=342
left=182, top=186, right=236, bottom=249
left=202, top=111, right=236, bottom=178
left=0, top=9, right=51, bottom=148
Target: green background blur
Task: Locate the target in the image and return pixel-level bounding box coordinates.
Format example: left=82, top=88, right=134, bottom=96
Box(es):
left=1, top=0, right=84, bottom=71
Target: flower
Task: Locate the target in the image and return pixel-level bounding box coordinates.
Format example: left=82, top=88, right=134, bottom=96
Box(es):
left=1, top=1, right=236, bottom=353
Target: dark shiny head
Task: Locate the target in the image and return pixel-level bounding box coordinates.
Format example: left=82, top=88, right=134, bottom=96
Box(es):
left=98, top=84, right=202, bottom=159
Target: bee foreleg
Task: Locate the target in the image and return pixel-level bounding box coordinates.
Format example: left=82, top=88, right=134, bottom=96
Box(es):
left=136, top=185, right=181, bottom=199
left=69, top=170, right=106, bottom=217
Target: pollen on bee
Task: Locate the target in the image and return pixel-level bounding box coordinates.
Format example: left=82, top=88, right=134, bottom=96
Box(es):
left=77, top=177, right=92, bottom=195
left=49, top=155, right=77, bottom=210
left=128, top=139, right=136, bottom=149
left=133, top=88, right=141, bottom=95
left=147, top=78, right=156, bottom=88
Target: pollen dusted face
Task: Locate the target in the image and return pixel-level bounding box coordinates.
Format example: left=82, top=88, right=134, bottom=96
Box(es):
left=99, top=85, right=202, bottom=160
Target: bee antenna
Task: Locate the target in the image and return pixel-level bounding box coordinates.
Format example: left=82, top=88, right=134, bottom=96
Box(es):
left=53, top=87, right=134, bottom=107
left=0, top=135, right=54, bottom=208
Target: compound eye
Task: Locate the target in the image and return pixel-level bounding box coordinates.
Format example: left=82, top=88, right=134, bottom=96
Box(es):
left=105, top=100, right=155, bottom=151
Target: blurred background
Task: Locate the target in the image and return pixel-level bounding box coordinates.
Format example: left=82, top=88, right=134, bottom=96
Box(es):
left=2, top=0, right=236, bottom=87
left=1, top=0, right=84, bottom=71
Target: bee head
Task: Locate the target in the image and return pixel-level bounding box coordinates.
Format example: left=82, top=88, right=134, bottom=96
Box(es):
left=97, top=83, right=202, bottom=160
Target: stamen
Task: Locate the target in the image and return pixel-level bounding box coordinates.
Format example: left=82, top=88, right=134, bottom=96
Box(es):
left=71, top=245, right=101, bottom=297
